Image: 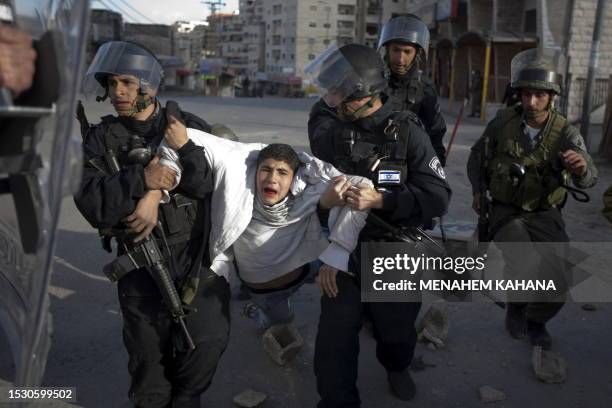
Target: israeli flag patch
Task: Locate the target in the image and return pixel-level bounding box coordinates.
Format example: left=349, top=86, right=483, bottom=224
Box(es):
left=378, top=170, right=401, bottom=184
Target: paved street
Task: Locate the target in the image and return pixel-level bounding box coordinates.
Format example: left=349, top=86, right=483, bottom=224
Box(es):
left=4, top=95, right=611, bottom=407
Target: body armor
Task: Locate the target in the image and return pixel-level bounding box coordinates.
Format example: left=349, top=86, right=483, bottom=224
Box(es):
left=94, top=114, right=206, bottom=247
left=487, top=108, right=569, bottom=211
left=388, top=70, right=424, bottom=114
left=331, top=111, right=420, bottom=190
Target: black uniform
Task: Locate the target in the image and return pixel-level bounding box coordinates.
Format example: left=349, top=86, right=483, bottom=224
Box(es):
left=74, top=104, right=230, bottom=408
left=387, top=66, right=447, bottom=165
left=309, top=96, right=451, bottom=408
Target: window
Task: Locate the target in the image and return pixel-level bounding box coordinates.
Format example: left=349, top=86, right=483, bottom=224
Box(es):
left=323, top=23, right=331, bottom=28
left=338, top=4, right=355, bottom=15
left=310, top=5, right=317, bottom=11
left=366, top=24, right=378, bottom=35
left=308, top=54, right=316, bottom=60
left=309, top=22, right=317, bottom=27
left=524, top=9, right=536, bottom=33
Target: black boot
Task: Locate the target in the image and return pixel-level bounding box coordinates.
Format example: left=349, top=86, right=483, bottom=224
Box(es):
left=527, top=320, right=552, bottom=350
left=387, top=369, right=416, bottom=401
left=505, top=303, right=527, bottom=339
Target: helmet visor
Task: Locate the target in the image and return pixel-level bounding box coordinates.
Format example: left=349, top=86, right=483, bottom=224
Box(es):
left=378, top=15, right=430, bottom=55
left=305, top=43, right=366, bottom=107
left=82, top=41, right=163, bottom=98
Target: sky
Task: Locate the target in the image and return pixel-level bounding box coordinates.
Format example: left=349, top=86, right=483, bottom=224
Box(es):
left=91, top=0, right=240, bottom=25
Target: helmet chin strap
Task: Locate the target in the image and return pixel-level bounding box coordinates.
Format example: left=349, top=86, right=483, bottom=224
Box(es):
left=114, top=91, right=155, bottom=118
left=96, top=88, right=109, bottom=102
left=338, top=95, right=379, bottom=122
left=135, top=92, right=154, bottom=112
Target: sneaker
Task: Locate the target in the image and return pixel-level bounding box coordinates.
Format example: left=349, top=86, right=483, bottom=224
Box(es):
left=527, top=320, right=552, bottom=350
left=242, top=302, right=272, bottom=331
left=387, top=369, right=416, bottom=401
left=505, top=304, right=527, bottom=339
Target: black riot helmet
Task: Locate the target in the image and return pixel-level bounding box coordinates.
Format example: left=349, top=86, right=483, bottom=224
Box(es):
left=306, top=43, right=387, bottom=107
left=82, top=41, right=165, bottom=102
left=378, top=14, right=430, bottom=56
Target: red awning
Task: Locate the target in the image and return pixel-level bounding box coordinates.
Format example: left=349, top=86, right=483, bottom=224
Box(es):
left=176, top=68, right=195, bottom=77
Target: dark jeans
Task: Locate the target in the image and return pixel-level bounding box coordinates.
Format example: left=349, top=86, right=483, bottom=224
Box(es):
left=314, top=273, right=421, bottom=408
left=119, top=269, right=230, bottom=408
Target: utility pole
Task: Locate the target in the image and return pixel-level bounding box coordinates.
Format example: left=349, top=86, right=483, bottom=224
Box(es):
left=202, top=0, right=226, bottom=16
left=580, top=0, right=608, bottom=150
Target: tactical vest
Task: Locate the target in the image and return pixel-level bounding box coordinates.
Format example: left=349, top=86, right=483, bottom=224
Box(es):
left=487, top=108, right=570, bottom=211
left=332, top=111, right=420, bottom=190
left=97, top=115, right=206, bottom=247
left=389, top=71, right=424, bottom=115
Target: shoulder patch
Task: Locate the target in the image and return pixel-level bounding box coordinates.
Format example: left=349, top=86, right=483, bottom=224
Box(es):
left=429, top=156, right=446, bottom=179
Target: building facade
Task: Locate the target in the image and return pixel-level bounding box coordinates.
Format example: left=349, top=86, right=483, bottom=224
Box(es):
left=407, top=0, right=611, bottom=121
left=239, top=0, right=409, bottom=95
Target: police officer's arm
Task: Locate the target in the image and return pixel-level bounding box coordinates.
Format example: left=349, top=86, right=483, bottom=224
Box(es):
left=124, top=190, right=163, bottom=242
left=74, top=126, right=149, bottom=229
left=166, top=112, right=214, bottom=199
left=419, top=81, right=447, bottom=165
left=309, top=99, right=341, bottom=226
left=559, top=125, right=598, bottom=189
left=308, top=99, right=338, bottom=163
left=380, top=122, right=451, bottom=225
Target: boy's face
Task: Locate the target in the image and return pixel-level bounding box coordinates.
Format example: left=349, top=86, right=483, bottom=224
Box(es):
left=256, top=158, right=295, bottom=206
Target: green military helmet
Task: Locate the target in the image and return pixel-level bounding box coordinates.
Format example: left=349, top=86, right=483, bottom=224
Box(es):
left=511, top=49, right=563, bottom=95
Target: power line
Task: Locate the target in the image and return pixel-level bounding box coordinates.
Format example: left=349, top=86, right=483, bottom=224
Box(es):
left=94, top=0, right=143, bottom=24
left=93, top=0, right=171, bottom=47
left=114, top=0, right=159, bottom=25
left=105, top=0, right=145, bottom=23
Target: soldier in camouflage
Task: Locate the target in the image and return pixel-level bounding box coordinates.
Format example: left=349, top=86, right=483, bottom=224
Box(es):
left=467, top=52, right=598, bottom=350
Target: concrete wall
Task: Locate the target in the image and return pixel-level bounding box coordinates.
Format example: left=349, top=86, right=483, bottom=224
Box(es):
left=469, top=0, right=493, bottom=32
left=566, top=0, right=612, bottom=121
left=496, top=0, right=524, bottom=32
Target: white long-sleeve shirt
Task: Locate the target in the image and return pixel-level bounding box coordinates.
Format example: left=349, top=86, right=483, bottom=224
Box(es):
left=159, top=129, right=370, bottom=282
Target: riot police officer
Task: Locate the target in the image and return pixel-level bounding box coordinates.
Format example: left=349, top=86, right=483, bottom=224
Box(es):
left=378, top=14, right=447, bottom=164
left=467, top=50, right=597, bottom=349
left=309, top=15, right=447, bottom=167
left=74, top=41, right=229, bottom=408
left=307, top=44, right=451, bottom=407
